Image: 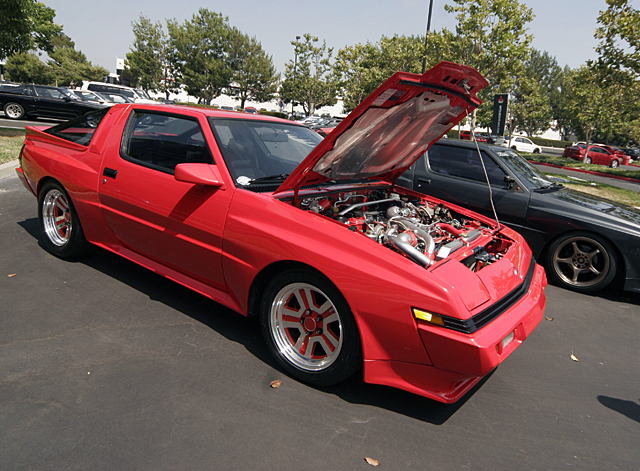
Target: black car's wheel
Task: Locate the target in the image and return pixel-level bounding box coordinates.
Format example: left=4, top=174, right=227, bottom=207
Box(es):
left=611, top=159, right=619, bottom=168
left=260, top=269, right=362, bottom=386
left=4, top=102, right=25, bottom=120
left=584, top=156, right=592, bottom=164
left=38, top=181, right=90, bottom=258
left=545, top=233, right=617, bottom=293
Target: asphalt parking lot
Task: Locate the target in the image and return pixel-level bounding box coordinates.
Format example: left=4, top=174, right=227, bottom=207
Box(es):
left=1, top=172, right=639, bottom=470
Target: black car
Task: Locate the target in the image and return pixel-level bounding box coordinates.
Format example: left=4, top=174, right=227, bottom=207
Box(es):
left=397, top=139, right=640, bottom=294
left=1, top=84, right=104, bottom=120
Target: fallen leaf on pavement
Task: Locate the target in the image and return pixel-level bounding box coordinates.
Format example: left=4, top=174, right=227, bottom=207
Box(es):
left=545, top=316, right=554, bottom=321
left=7, top=274, right=16, bottom=278
left=570, top=353, right=579, bottom=362
left=365, top=457, right=379, bottom=466
left=270, top=380, right=282, bottom=388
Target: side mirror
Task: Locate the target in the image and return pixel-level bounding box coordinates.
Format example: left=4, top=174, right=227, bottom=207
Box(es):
left=174, top=163, right=225, bottom=189
left=504, top=175, right=516, bottom=190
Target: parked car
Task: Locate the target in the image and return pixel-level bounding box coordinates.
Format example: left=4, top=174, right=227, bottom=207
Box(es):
left=80, top=81, right=157, bottom=104
left=623, top=147, right=639, bottom=160
left=0, top=83, right=104, bottom=120
left=72, top=90, right=111, bottom=106
left=397, top=140, right=640, bottom=294
left=244, top=107, right=258, bottom=114
left=509, top=136, right=542, bottom=154
left=15, top=62, right=546, bottom=403
left=562, top=144, right=621, bottom=167
left=459, top=130, right=489, bottom=142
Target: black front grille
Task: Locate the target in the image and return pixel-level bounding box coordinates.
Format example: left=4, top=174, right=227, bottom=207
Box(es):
left=439, top=258, right=536, bottom=334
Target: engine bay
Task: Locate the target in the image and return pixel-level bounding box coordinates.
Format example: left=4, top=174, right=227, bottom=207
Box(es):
left=300, top=188, right=513, bottom=272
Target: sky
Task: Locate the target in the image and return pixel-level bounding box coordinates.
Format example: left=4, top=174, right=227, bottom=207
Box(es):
left=41, top=0, right=632, bottom=76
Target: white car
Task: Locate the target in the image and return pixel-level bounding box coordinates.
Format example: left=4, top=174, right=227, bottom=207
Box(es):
left=510, top=136, right=542, bottom=154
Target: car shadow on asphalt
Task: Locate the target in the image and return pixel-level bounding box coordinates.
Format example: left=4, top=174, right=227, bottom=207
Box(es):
left=11, top=218, right=547, bottom=424
left=597, top=396, right=640, bottom=423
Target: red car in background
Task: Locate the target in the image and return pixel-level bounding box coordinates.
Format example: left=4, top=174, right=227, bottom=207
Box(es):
left=562, top=144, right=622, bottom=167
left=15, top=62, right=546, bottom=403
left=460, top=130, right=488, bottom=142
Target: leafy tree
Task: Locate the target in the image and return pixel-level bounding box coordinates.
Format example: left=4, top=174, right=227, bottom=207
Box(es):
left=126, top=15, right=177, bottom=98
left=436, top=0, right=534, bottom=128
left=0, top=0, right=62, bottom=60
left=47, top=34, right=107, bottom=87
left=5, top=51, right=51, bottom=83
left=595, top=0, right=640, bottom=75
left=280, top=34, right=337, bottom=115
left=226, top=34, right=279, bottom=109
left=167, top=9, right=235, bottom=104
left=511, top=75, right=552, bottom=137
left=334, top=35, right=430, bottom=113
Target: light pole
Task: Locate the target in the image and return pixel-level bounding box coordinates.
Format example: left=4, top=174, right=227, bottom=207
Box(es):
left=292, top=35, right=300, bottom=117
left=421, top=0, right=434, bottom=74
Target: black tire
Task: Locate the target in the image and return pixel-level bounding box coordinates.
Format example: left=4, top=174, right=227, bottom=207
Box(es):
left=38, top=181, right=90, bottom=258
left=533, top=148, right=540, bottom=154
left=260, top=269, right=362, bottom=386
left=611, top=159, right=619, bottom=168
left=584, top=157, right=592, bottom=164
left=544, top=233, right=617, bottom=294
left=4, top=102, right=25, bottom=120
left=511, top=145, right=517, bottom=151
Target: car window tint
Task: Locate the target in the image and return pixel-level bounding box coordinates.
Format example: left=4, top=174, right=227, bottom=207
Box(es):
left=45, top=107, right=110, bottom=146
left=208, top=118, right=322, bottom=186
left=121, top=111, right=213, bottom=173
left=427, top=144, right=507, bottom=186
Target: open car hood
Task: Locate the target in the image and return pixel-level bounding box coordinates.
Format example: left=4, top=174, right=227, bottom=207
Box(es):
left=274, top=61, right=488, bottom=195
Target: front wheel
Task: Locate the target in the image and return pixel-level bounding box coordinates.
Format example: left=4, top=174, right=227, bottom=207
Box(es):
left=38, top=181, right=90, bottom=258
left=544, top=233, right=617, bottom=293
left=4, top=102, right=25, bottom=120
left=260, top=269, right=362, bottom=386
left=610, top=159, right=619, bottom=168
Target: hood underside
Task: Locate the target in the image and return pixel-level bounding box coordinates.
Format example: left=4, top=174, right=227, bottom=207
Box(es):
left=275, top=61, right=488, bottom=195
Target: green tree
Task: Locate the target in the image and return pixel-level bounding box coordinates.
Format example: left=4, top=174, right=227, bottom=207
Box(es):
left=126, top=15, right=177, bottom=98
left=280, top=34, right=337, bottom=115
left=167, top=9, right=235, bottom=104
left=0, top=0, right=62, bottom=60
left=436, top=0, right=534, bottom=128
left=334, top=35, right=429, bottom=113
left=595, top=0, right=640, bottom=75
left=5, top=51, right=51, bottom=83
left=226, top=34, right=279, bottom=109
left=511, top=75, right=552, bottom=137
left=47, top=34, right=107, bottom=87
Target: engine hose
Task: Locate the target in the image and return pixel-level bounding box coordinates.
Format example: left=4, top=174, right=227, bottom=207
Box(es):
left=387, top=235, right=434, bottom=267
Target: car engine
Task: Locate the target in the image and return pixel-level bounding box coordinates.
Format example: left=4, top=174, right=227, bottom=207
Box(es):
left=301, top=189, right=511, bottom=272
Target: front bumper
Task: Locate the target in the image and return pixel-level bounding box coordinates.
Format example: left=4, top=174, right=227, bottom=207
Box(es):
left=363, top=262, right=547, bottom=403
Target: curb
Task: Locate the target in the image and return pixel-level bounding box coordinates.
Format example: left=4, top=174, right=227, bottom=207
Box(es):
left=0, top=159, right=19, bottom=180
left=529, top=160, right=640, bottom=184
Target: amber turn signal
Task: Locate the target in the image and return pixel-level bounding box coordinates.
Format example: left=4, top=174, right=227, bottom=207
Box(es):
left=412, top=308, right=445, bottom=326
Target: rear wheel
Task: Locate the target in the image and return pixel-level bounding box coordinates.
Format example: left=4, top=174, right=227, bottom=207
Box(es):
left=260, top=269, right=361, bottom=386
left=38, top=181, right=90, bottom=258
left=4, top=102, right=25, bottom=120
left=533, top=148, right=540, bottom=154
left=545, top=233, right=617, bottom=293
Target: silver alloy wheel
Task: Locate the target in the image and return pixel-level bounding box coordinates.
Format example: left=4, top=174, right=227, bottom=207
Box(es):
left=269, top=282, right=343, bottom=371
left=551, top=236, right=611, bottom=289
left=584, top=157, right=592, bottom=164
left=42, top=189, right=72, bottom=246
left=4, top=103, right=24, bottom=119
left=611, top=159, right=619, bottom=168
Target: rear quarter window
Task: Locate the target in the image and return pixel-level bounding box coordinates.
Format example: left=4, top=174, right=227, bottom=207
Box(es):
left=45, top=107, right=110, bottom=146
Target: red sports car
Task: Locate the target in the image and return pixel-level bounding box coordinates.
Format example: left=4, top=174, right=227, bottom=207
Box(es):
left=16, top=62, right=546, bottom=403
left=562, top=144, right=622, bottom=167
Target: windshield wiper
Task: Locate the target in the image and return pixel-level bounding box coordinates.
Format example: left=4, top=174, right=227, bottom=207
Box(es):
left=250, top=173, right=290, bottom=183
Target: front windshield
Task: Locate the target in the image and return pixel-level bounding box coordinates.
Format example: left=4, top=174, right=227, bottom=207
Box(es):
left=208, top=118, right=323, bottom=188
left=493, top=148, right=555, bottom=190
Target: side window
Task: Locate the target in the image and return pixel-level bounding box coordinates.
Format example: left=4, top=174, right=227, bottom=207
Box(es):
left=121, top=111, right=213, bottom=173
left=427, top=145, right=507, bottom=186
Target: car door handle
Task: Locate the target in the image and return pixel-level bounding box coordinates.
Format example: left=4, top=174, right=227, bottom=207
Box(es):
left=417, top=178, right=431, bottom=185
left=103, top=167, right=118, bottom=179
